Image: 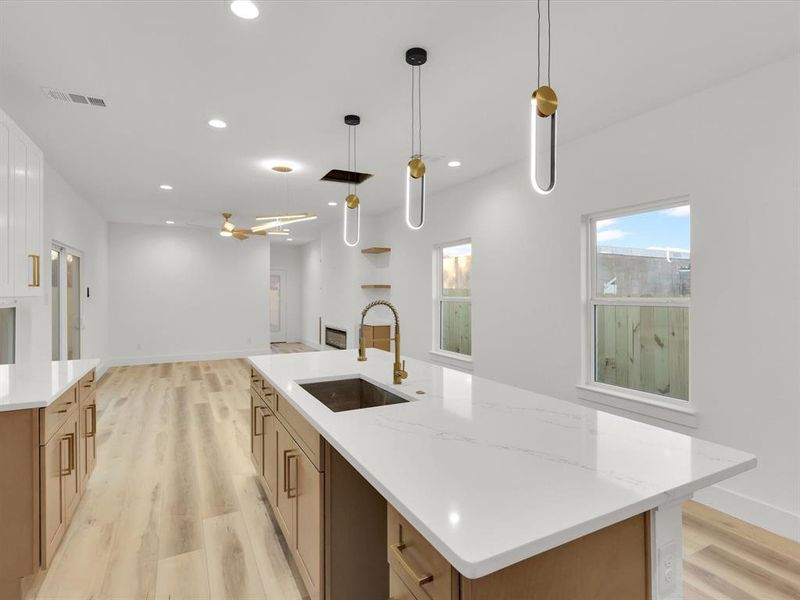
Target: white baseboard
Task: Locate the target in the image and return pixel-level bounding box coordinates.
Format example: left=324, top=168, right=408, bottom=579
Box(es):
left=694, top=484, right=800, bottom=542
left=103, top=348, right=273, bottom=369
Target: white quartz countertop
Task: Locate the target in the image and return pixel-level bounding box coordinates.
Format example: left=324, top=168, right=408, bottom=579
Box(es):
left=0, top=359, right=100, bottom=412
left=248, top=349, right=756, bottom=579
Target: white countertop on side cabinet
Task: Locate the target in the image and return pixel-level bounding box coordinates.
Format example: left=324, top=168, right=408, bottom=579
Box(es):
left=0, top=359, right=100, bottom=412
left=248, top=349, right=756, bottom=579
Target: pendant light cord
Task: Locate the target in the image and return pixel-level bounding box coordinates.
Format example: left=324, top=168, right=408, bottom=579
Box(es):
left=410, top=64, right=423, bottom=158
left=537, top=0, right=552, bottom=87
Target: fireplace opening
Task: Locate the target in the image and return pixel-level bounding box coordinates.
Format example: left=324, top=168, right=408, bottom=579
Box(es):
left=325, top=326, right=347, bottom=350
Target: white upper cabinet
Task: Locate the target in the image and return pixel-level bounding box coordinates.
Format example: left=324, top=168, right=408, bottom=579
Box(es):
left=0, top=107, right=44, bottom=298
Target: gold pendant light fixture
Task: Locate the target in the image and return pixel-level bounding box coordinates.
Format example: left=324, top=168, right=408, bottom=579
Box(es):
left=531, top=0, right=557, bottom=195
left=343, top=114, right=361, bottom=246
left=405, top=47, right=427, bottom=230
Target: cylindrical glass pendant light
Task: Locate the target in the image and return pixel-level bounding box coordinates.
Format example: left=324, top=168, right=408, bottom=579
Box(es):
left=531, top=0, right=558, bottom=195
left=343, top=114, right=361, bottom=246
left=405, top=47, right=427, bottom=230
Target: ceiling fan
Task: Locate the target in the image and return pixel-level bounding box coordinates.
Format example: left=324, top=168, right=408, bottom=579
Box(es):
left=218, top=212, right=266, bottom=240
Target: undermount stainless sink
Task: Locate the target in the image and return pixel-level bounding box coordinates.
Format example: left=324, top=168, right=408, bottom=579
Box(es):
left=299, top=378, right=409, bottom=413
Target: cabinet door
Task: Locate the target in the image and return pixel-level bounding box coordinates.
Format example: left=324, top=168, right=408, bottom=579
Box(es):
left=0, top=120, right=12, bottom=297
left=80, top=395, right=97, bottom=490
left=251, top=390, right=264, bottom=476
left=274, top=419, right=297, bottom=544
left=262, top=407, right=277, bottom=504
left=294, top=449, right=323, bottom=600
left=40, top=423, right=69, bottom=568
left=62, top=411, right=81, bottom=522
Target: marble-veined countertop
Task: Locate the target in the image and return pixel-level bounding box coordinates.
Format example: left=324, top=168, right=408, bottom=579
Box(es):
left=248, top=348, right=755, bottom=579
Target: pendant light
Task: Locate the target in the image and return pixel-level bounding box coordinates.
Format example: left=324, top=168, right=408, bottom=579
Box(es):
left=405, top=47, right=427, bottom=230
left=343, top=114, right=361, bottom=246
left=531, top=0, right=557, bottom=195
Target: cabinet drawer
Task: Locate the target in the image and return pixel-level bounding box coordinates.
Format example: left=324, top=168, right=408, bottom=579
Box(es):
left=78, top=369, right=96, bottom=404
left=388, top=505, right=457, bottom=600
left=276, top=393, right=323, bottom=471
left=250, top=368, right=275, bottom=409
left=390, top=567, right=423, bottom=600
left=40, top=386, right=78, bottom=445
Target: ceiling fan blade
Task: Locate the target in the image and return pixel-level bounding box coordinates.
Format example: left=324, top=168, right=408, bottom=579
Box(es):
left=232, top=232, right=248, bottom=240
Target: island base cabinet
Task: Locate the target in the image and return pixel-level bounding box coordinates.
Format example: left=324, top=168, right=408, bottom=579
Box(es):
left=387, top=505, right=649, bottom=600
left=294, top=449, right=324, bottom=600
left=262, top=407, right=277, bottom=504
left=274, top=419, right=297, bottom=540
left=41, top=411, right=79, bottom=569
left=251, top=390, right=264, bottom=477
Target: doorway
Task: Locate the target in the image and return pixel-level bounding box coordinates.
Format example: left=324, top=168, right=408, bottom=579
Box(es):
left=270, top=269, right=287, bottom=343
left=51, top=243, right=82, bottom=361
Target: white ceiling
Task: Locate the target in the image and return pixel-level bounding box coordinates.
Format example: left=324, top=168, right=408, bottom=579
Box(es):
left=1, top=1, right=798, bottom=243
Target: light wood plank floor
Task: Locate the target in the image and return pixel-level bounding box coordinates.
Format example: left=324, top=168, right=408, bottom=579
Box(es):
left=31, top=359, right=798, bottom=600
left=33, top=359, right=308, bottom=600
left=270, top=342, right=318, bottom=354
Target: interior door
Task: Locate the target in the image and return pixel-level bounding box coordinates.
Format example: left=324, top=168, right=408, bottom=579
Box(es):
left=51, top=244, right=82, bottom=360
left=270, top=269, right=287, bottom=343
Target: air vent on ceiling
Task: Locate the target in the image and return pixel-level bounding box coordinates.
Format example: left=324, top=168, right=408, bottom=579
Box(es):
left=42, top=87, right=108, bottom=108
left=320, top=169, right=373, bottom=185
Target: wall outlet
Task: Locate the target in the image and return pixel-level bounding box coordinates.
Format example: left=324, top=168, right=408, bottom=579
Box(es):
left=658, top=541, right=678, bottom=597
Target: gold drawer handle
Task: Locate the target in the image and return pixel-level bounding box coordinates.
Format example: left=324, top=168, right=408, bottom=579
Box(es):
left=390, top=543, right=433, bottom=586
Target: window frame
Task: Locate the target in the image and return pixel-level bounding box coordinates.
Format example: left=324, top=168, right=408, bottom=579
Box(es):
left=431, top=238, right=473, bottom=368
left=580, top=197, right=695, bottom=426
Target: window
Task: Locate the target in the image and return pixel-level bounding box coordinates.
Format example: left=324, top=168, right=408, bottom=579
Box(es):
left=434, top=241, right=472, bottom=358
left=588, top=203, right=690, bottom=402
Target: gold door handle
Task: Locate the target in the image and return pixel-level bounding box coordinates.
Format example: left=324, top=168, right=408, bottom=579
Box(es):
left=286, top=453, right=298, bottom=498
left=253, top=406, right=263, bottom=437
left=87, top=405, right=96, bottom=438
left=389, top=543, right=434, bottom=586
left=61, top=432, right=76, bottom=474
left=28, top=254, right=40, bottom=287
left=60, top=436, right=71, bottom=476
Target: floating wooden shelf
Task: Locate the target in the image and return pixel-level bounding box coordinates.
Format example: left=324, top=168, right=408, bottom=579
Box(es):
left=361, top=247, right=391, bottom=254
left=361, top=284, right=391, bottom=289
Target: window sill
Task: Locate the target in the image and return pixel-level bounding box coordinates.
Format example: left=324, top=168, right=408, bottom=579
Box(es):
left=575, top=383, right=697, bottom=428
left=429, top=350, right=473, bottom=372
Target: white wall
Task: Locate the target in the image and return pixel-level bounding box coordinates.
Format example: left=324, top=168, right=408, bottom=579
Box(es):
left=107, top=223, right=270, bottom=364
left=303, top=56, right=800, bottom=540
left=270, top=244, right=303, bottom=343
left=300, top=238, right=322, bottom=346
left=15, top=161, right=109, bottom=368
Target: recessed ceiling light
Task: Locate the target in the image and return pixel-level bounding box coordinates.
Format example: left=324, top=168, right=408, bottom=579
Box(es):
left=328, top=202, right=338, bottom=206
left=230, top=0, right=259, bottom=20
left=447, top=160, right=461, bottom=168
left=165, top=220, right=175, bottom=225
left=208, top=119, right=227, bottom=129
left=160, top=184, right=173, bottom=190
left=287, top=238, right=293, bottom=241
left=261, top=159, right=300, bottom=173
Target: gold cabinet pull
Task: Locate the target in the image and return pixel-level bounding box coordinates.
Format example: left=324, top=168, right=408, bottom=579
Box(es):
left=253, top=406, right=263, bottom=437
left=86, top=405, right=96, bottom=437
left=60, top=436, right=71, bottom=476
left=390, top=543, right=434, bottom=586
left=28, top=254, right=41, bottom=287
left=286, top=453, right=298, bottom=498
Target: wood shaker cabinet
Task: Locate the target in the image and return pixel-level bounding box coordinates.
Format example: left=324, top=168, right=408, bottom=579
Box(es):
left=250, top=368, right=387, bottom=600
left=0, top=368, right=97, bottom=600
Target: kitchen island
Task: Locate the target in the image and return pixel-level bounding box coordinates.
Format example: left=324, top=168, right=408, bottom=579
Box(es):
left=248, top=348, right=755, bottom=600
left=0, top=359, right=99, bottom=600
